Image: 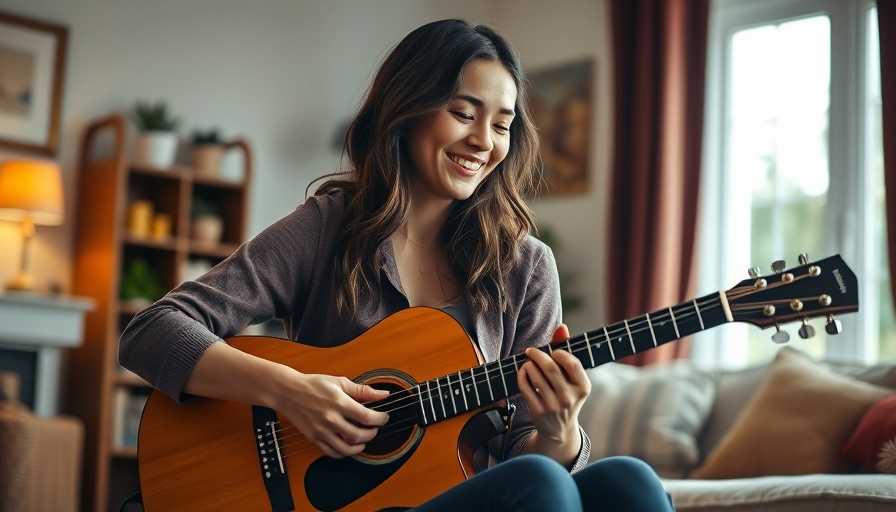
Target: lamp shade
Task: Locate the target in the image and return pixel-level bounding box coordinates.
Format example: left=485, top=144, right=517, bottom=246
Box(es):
left=0, top=160, right=64, bottom=226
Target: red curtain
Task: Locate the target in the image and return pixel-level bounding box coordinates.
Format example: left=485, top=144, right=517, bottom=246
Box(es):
left=607, top=0, right=710, bottom=365
left=880, top=1, right=896, bottom=313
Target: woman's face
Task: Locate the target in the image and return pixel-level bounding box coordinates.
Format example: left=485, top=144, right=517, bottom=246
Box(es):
left=406, top=59, right=517, bottom=204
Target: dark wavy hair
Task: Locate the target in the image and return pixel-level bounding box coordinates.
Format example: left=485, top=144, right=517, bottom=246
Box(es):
left=316, top=18, right=541, bottom=314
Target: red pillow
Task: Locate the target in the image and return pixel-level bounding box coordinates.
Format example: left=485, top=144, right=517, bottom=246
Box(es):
left=840, top=394, right=896, bottom=473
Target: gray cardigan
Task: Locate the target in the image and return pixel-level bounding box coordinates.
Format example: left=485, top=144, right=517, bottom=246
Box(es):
left=119, top=190, right=590, bottom=471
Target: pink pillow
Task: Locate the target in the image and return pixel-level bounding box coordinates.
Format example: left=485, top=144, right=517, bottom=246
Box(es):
left=841, top=395, right=896, bottom=473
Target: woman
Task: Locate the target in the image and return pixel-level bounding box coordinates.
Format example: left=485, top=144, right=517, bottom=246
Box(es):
left=120, top=19, right=674, bottom=511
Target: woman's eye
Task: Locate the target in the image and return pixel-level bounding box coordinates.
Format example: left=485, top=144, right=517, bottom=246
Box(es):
left=452, top=111, right=474, bottom=121
left=494, top=124, right=510, bottom=133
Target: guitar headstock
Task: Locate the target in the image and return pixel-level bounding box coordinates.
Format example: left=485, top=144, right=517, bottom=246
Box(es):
left=725, top=254, right=858, bottom=341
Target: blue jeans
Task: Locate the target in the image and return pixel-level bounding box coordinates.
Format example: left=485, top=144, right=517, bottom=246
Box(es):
left=412, top=454, right=675, bottom=512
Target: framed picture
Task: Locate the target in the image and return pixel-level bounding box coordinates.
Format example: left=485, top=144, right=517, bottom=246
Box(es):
left=0, top=11, right=68, bottom=156
left=528, top=59, right=594, bottom=195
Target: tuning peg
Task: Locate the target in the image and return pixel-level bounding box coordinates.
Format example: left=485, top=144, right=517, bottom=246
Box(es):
left=748, top=267, right=762, bottom=278
left=798, top=253, right=810, bottom=265
left=825, top=315, right=843, bottom=335
left=798, top=319, right=816, bottom=339
left=772, top=260, right=787, bottom=273
left=772, top=324, right=790, bottom=344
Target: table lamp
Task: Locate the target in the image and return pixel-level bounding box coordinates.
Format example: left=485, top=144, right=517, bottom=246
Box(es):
left=0, top=160, right=64, bottom=292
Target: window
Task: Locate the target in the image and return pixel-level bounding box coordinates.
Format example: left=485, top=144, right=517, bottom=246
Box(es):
left=695, top=0, right=887, bottom=366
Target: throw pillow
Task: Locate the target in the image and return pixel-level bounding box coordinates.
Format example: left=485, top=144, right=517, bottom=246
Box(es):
left=690, top=347, right=893, bottom=479
left=840, top=395, right=896, bottom=474
left=579, top=361, right=716, bottom=478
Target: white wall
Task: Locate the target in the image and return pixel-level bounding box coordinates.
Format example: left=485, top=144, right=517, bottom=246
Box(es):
left=0, top=0, right=610, bottom=334
left=497, top=0, right=612, bottom=334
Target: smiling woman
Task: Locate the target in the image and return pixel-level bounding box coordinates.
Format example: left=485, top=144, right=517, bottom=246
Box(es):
left=118, top=19, right=674, bottom=512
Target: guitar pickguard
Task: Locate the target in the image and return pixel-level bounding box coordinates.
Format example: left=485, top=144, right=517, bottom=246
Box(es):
left=305, top=436, right=421, bottom=511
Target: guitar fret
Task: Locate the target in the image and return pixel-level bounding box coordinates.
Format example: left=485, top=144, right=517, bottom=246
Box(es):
left=416, top=384, right=428, bottom=425
left=425, top=381, right=438, bottom=422
left=646, top=313, right=657, bottom=347
left=584, top=332, right=595, bottom=367
left=669, top=307, right=680, bottom=338
left=693, top=299, right=705, bottom=330
left=603, top=327, right=616, bottom=360
left=470, top=368, right=482, bottom=406
left=445, top=375, right=457, bottom=415
left=457, top=371, right=468, bottom=411
left=498, top=360, right=509, bottom=397
left=623, top=319, right=636, bottom=353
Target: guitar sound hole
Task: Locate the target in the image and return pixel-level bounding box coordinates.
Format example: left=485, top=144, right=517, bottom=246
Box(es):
left=362, top=382, right=420, bottom=459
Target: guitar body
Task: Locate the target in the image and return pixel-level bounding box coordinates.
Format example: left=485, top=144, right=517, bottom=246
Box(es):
left=138, top=308, right=499, bottom=511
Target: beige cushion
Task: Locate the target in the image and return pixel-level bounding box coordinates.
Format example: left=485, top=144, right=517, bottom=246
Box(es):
left=581, top=361, right=716, bottom=478
left=691, top=347, right=893, bottom=479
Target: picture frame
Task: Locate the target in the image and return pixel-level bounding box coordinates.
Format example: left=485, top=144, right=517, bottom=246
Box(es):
left=528, top=59, right=594, bottom=196
left=0, top=11, right=68, bottom=156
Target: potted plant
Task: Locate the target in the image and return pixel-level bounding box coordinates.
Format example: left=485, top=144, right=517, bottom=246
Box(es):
left=119, top=258, right=164, bottom=308
left=130, top=100, right=181, bottom=169
left=191, top=128, right=225, bottom=178
left=191, top=196, right=223, bottom=243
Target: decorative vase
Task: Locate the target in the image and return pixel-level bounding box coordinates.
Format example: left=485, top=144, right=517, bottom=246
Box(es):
left=192, top=144, right=224, bottom=178
left=191, top=215, right=223, bottom=243
left=134, top=131, right=178, bottom=169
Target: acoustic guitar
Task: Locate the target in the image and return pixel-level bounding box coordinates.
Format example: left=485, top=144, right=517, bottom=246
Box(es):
left=136, top=254, right=858, bottom=511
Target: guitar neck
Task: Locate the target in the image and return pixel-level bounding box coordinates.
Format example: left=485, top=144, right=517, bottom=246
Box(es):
left=416, top=291, right=730, bottom=425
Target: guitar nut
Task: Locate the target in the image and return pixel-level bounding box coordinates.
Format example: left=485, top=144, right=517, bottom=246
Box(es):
left=763, top=305, right=776, bottom=316
left=809, top=265, right=821, bottom=277
left=819, top=294, right=832, bottom=306
left=755, top=278, right=768, bottom=289
left=790, top=299, right=804, bottom=311
left=782, top=273, right=794, bottom=283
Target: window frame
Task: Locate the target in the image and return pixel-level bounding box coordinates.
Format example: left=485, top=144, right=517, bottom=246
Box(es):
left=695, top=0, right=881, bottom=366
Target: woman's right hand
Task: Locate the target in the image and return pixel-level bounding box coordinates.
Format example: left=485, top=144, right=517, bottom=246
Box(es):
left=276, top=372, right=390, bottom=459
left=184, top=342, right=390, bottom=460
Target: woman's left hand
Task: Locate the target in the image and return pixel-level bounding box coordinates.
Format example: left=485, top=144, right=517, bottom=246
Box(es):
left=518, top=324, right=592, bottom=464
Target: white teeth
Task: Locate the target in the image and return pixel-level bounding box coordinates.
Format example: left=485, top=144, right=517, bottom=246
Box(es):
left=451, top=156, right=484, bottom=171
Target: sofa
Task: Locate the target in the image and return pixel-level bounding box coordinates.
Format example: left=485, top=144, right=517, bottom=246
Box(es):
left=578, top=346, right=896, bottom=511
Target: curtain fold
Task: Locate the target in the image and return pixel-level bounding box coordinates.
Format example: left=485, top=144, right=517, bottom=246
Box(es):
left=607, top=0, right=710, bottom=365
left=879, top=1, right=896, bottom=313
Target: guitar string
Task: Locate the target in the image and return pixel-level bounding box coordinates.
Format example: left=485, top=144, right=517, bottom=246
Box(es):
left=271, top=280, right=822, bottom=457
left=266, top=296, right=737, bottom=456
left=275, top=290, right=821, bottom=458
left=275, top=293, right=814, bottom=459
left=270, top=291, right=777, bottom=447
left=268, top=295, right=722, bottom=440
left=270, top=288, right=781, bottom=451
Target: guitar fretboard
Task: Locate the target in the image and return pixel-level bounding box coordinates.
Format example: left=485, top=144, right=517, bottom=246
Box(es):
left=415, top=292, right=729, bottom=425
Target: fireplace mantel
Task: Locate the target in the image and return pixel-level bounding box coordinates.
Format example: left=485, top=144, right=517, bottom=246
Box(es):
left=0, top=292, right=93, bottom=416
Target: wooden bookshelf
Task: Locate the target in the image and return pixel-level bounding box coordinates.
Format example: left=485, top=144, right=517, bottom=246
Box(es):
left=65, top=113, right=253, bottom=512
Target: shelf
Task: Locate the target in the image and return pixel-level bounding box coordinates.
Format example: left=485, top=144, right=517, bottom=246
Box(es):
left=68, top=113, right=253, bottom=512
left=114, top=371, right=150, bottom=388
left=110, top=447, right=138, bottom=459
left=192, top=173, right=246, bottom=189
left=122, top=232, right=179, bottom=251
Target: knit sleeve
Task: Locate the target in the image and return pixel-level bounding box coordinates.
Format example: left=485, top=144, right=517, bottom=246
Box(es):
left=118, top=194, right=333, bottom=401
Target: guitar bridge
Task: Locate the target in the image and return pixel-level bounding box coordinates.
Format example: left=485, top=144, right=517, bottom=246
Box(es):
left=252, top=405, right=295, bottom=512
